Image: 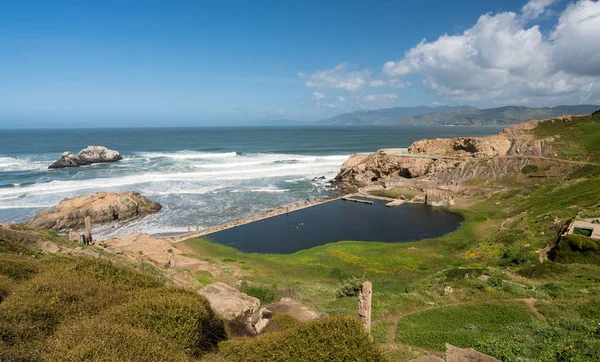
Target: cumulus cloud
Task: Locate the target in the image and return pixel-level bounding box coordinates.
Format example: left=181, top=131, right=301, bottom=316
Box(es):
left=323, top=103, right=337, bottom=109
left=364, top=94, right=398, bottom=102
left=382, top=0, right=600, bottom=103
left=523, top=0, right=558, bottom=20
left=301, top=63, right=371, bottom=91
left=312, top=91, right=326, bottom=100
left=371, top=79, right=407, bottom=88
left=338, top=96, right=346, bottom=102
left=551, top=0, right=600, bottom=76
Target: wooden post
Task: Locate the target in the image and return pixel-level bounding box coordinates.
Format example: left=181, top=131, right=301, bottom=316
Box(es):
left=84, top=216, right=92, bottom=244
left=358, top=281, right=372, bottom=334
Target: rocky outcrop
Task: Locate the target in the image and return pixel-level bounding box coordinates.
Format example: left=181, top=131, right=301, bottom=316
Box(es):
left=334, top=117, right=562, bottom=191
left=26, top=192, right=161, bottom=230
left=335, top=151, right=435, bottom=191
left=200, top=282, right=261, bottom=320
left=408, top=120, right=551, bottom=158
left=49, top=146, right=123, bottom=169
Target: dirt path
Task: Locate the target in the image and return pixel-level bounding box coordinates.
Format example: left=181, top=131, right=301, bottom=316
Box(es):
left=520, top=298, right=548, bottom=322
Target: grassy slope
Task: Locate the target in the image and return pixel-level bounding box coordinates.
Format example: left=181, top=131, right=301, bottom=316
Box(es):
left=181, top=112, right=600, bottom=361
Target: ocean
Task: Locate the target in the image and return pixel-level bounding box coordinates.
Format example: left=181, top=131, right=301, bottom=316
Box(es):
left=0, top=125, right=503, bottom=238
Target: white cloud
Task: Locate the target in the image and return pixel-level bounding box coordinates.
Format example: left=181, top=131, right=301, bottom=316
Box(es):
left=312, top=91, right=326, bottom=100
left=364, top=94, right=398, bottom=102
left=371, top=78, right=407, bottom=88
left=382, top=0, right=600, bottom=103
left=323, top=103, right=337, bottom=109
left=523, top=0, right=558, bottom=20
left=301, top=63, right=371, bottom=91
left=551, top=0, right=600, bottom=76
left=338, top=96, right=346, bottom=102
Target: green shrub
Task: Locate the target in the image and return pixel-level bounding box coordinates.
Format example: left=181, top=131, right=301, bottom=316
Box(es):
left=502, top=249, right=536, bottom=266
left=487, top=277, right=505, bottom=290
left=106, top=288, right=226, bottom=356
left=0, top=275, right=16, bottom=303
left=0, top=254, right=39, bottom=281
left=243, top=285, right=278, bottom=304
left=196, top=270, right=213, bottom=286
left=517, top=261, right=568, bottom=279
left=538, top=283, right=564, bottom=299
left=260, top=313, right=300, bottom=334
left=0, top=266, right=125, bottom=345
left=219, top=315, right=387, bottom=362
left=554, top=235, right=600, bottom=264
left=74, top=258, right=162, bottom=290
left=44, top=317, right=192, bottom=362
left=522, top=165, right=540, bottom=174
left=335, top=276, right=363, bottom=298
left=568, top=165, right=600, bottom=179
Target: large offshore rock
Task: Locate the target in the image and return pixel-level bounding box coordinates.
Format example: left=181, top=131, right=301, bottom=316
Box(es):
left=48, top=152, right=88, bottom=169
left=77, top=145, right=123, bottom=163
left=48, top=146, right=122, bottom=169
left=26, top=191, right=161, bottom=230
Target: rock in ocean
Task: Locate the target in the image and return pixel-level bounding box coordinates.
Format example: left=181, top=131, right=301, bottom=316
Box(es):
left=26, top=191, right=162, bottom=230
left=48, top=145, right=123, bottom=169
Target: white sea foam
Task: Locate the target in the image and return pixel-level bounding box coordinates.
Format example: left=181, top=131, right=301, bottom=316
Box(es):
left=0, top=156, right=47, bottom=171
left=0, top=151, right=347, bottom=236
left=137, top=151, right=238, bottom=160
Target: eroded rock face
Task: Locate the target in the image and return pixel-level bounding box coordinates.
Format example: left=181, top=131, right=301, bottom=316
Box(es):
left=335, top=151, right=434, bottom=191
left=335, top=118, right=562, bottom=190
left=26, top=191, right=161, bottom=230
left=49, top=146, right=123, bottom=169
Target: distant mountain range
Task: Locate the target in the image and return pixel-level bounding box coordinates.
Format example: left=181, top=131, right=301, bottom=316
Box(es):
left=318, top=105, right=600, bottom=126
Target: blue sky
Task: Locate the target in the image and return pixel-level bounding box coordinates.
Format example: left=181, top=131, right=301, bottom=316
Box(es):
left=1, top=0, right=599, bottom=127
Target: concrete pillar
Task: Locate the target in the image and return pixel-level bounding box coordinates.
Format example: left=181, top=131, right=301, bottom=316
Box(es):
left=358, top=281, right=372, bottom=334
left=84, top=216, right=92, bottom=244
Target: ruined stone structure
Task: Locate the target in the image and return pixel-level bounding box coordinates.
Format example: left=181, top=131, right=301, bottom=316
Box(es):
left=358, top=281, right=372, bottom=333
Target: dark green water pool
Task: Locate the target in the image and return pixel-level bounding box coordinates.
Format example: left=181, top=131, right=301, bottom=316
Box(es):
left=204, top=199, right=463, bottom=254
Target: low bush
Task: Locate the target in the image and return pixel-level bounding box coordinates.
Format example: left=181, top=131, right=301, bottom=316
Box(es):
left=522, top=165, right=540, bottom=174
left=0, top=275, right=16, bottom=303
left=243, top=285, right=278, bottom=304
left=335, top=276, right=363, bottom=298
left=219, top=315, right=387, bottom=362
left=517, top=261, right=568, bottom=279
left=106, top=288, right=227, bottom=356
left=0, top=253, right=39, bottom=281
left=568, top=165, right=600, bottom=179
left=538, top=283, right=564, bottom=299
left=554, top=235, right=600, bottom=264
left=74, top=258, right=163, bottom=290
left=260, top=313, right=300, bottom=334
left=0, top=266, right=125, bottom=346
left=44, top=317, right=192, bottom=362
